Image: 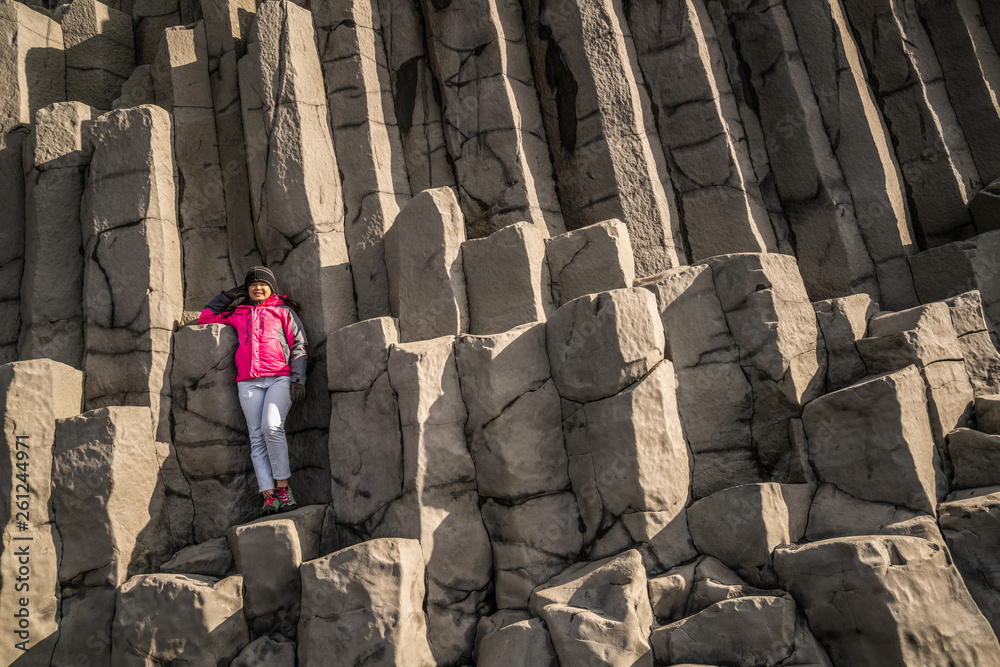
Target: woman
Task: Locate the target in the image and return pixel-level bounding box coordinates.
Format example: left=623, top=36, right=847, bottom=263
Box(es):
left=199, top=266, right=308, bottom=515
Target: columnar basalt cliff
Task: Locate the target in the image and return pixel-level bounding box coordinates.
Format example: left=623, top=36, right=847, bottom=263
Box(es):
left=4, top=0, right=1000, bottom=664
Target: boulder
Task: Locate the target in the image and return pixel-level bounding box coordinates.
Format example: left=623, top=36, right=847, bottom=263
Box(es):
left=620, top=507, right=698, bottom=572
left=529, top=550, right=653, bottom=667
left=112, top=574, right=249, bottom=665
left=546, top=220, right=637, bottom=307
left=298, top=538, right=435, bottom=667
left=774, top=534, right=1000, bottom=665
left=648, top=562, right=697, bottom=622
left=477, top=618, right=557, bottom=667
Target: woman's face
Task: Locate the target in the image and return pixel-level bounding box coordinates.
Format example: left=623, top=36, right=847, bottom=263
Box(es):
left=248, top=281, right=272, bottom=303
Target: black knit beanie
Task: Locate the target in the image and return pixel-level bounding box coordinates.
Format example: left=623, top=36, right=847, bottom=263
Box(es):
left=244, top=266, right=277, bottom=293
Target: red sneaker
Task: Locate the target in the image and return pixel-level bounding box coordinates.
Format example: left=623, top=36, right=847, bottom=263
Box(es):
left=260, top=493, right=280, bottom=516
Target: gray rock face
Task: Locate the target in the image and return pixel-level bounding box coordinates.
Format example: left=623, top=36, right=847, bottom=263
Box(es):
left=939, top=492, right=1000, bottom=637
left=545, top=219, right=636, bottom=308
left=112, top=574, right=249, bottom=665
left=298, top=538, right=435, bottom=667
left=0, top=0, right=64, bottom=135
left=775, top=534, right=1000, bottom=666
left=978, top=394, right=1000, bottom=435
left=947, top=428, right=1000, bottom=490
left=945, top=292, right=1000, bottom=396
left=62, top=0, right=135, bottom=110
left=523, top=0, right=682, bottom=277
left=161, top=537, right=234, bottom=578
left=0, top=129, right=26, bottom=365
left=813, top=294, right=878, bottom=392
left=477, top=617, right=558, bottom=667
left=421, top=0, right=565, bottom=239
left=530, top=550, right=654, bottom=667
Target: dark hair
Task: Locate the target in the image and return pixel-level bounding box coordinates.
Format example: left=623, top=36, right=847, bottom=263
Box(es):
left=222, top=293, right=303, bottom=316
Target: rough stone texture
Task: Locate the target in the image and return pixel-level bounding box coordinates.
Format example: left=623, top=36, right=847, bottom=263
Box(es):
left=112, top=574, right=249, bottom=665
left=19, top=102, right=97, bottom=368
left=477, top=617, right=558, bottom=667
left=386, top=187, right=468, bottom=342
left=939, top=492, right=1000, bottom=637
left=530, top=550, right=654, bottom=667
left=523, top=0, right=682, bottom=277
left=0, top=0, right=64, bottom=135
left=161, top=537, right=234, bottom=578
left=112, top=64, right=156, bottom=108
left=132, top=0, right=182, bottom=66
left=80, top=105, right=182, bottom=445
left=945, top=292, right=1000, bottom=395
left=326, top=317, right=398, bottom=393
left=376, top=0, right=454, bottom=195
left=420, top=0, right=565, bottom=239
left=547, top=287, right=665, bottom=403
left=972, top=177, right=1000, bottom=234
left=170, top=324, right=252, bottom=542
left=0, top=361, right=82, bottom=665
left=314, top=0, right=411, bottom=320
left=948, top=428, right=1000, bottom=490
left=775, top=534, right=1000, bottom=665
left=842, top=0, right=980, bottom=247
left=687, top=483, right=812, bottom=586
left=802, top=366, right=938, bottom=514
left=152, top=22, right=236, bottom=323
left=227, top=506, right=325, bottom=639
left=298, top=538, right=435, bottom=667
left=804, top=483, right=934, bottom=542
left=231, top=636, right=296, bottom=667
left=626, top=0, right=776, bottom=261
left=813, top=294, right=878, bottom=392
left=719, top=0, right=880, bottom=303
left=545, top=219, right=636, bottom=308
left=61, top=0, right=134, bottom=110
left=0, top=129, right=26, bottom=365
left=462, top=221, right=553, bottom=335
left=978, top=394, right=1000, bottom=435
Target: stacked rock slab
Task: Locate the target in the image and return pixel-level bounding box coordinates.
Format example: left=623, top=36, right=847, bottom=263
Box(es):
left=522, top=0, right=683, bottom=277
left=0, top=361, right=82, bottom=665
left=0, top=0, right=64, bottom=135
left=545, top=219, right=635, bottom=308
left=626, top=0, right=775, bottom=262
left=420, top=0, right=565, bottom=239
left=0, top=128, right=26, bottom=365
left=939, top=491, right=1000, bottom=637
left=60, top=0, right=135, bottom=111
left=313, top=0, right=411, bottom=321
left=153, top=23, right=237, bottom=322
left=80, top=105, right=182, bottom=445
left=945, top=291, right=1000, bottom=395
left=19, top=102, right=96, bottom=368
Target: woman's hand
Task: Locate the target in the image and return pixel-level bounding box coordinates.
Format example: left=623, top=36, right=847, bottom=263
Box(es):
left=223, top=285, right=247, bottom=300
left=291, top=383, right=306, bottom=402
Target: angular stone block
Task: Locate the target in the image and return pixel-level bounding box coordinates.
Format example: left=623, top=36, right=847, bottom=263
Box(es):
left=298, top=538, right=435, bottom=667
left=687, top=483, right=811, bottom=586
left=132, top=0, right=181, bottom=66
left=804, top=483, right=929, bottom=543
left=112, top=574, right=249, bottom=665
left=775, top=535, right=1000, bottom=665
left=0, top=129, right=26, bottom=365
left=547, top=287, right=664, bottom=403
left=545, top=220, right=636, bottom=308
left=477, top=618, right=557, bottom=667
left=978, top=394, right=1000, bottom=435
left=314, top=0, right=411, bottom=320
left=947, top=428, right=1000, bottom=490
left=326, top=317, right=398, bottom=392
left=529, top=550, right=653, bottom=667
left=939, top=492, right=1000, bottom=637
left=232, top=636, right=295, bottom=667
left=802, top=366, right=937, bottom=514
left=462, top=221, right=553, bottom=335
left=944, top=292, right=1000, bottom=395
left=161, top=537, right=234, bottom=578
left=972, top=177, right=1000, bottom=234
left=0, top=1, right=64, bottom=135
left=421, top=0, right=564, bottom=239
left=621, top=507, right=698, bottom=572
left=62, top=0, right=134, bottom=110
left=813, top=294, right=878, bottom=392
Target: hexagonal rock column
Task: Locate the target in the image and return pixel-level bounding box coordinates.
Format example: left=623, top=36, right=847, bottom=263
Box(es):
left=80, top=105, right=182, bottom=445
left=775, top=535, right=1000, bottom=665
left=420, top=0, right=565, bottom=239
left=170, top=324, right=258, bottom=542
left=625, top=0, right=776, bottom=261
left=802, top=365, right=938, bottom=514
left=841, top=0, right=981, bottom=246
left=939, top=491, right=1000, bottom=637
left=462, top=222, right=554, bottom=335
left=153, top=23, right=237, bottom=323
left=314, top=0, right=412, bottom=321
left=0, top=0, right=64, bottom=136
left=377, top=336, right=492, bottom=665
left=716, top=0, right=879, bottom=302
left=132, top=0, right=182, bottom=66
left=522, top=0, right=683, bottom=277
left=112, top=574, right=249, bottom=665
left=545, top=219, right=636, bottom=308
left=0, top=128, right=27, bottom=365
left=298, top=538, right=435, bottom=667
left=456, top=323, right=581, bottom=609
left=813, top=294, right=878, bottom=392
left=50, top=406, right=161, bottom=664
left=529, top=550, right=654, bottom=667
left=326, top=317, right=403, bottom=527
left=802, top=482, right=936, bottom=543
left=375, top=0, right=455, bottom=195
left=60, top=0, right=135, bottom=110
left=386, top=187, right=468, bottom=342
left=0, top=361, right=82, bottom=665
left=945, top=292, right=1000, bottom=396
left=19, top=102, right=98, bottom=368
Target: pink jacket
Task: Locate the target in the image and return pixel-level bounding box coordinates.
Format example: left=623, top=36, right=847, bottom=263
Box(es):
left=198, top=292, right=308, bottom=385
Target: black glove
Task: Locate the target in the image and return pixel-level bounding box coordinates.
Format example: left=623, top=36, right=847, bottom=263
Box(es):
left=222, top=285, right=247, bottom=300
left=291, top=383, right=306, bottom=402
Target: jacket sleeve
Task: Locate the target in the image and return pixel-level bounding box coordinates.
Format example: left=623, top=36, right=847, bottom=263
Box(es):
left=282, top=307, right=309, bottom=385
left=197, top=292, right=234, bottom=326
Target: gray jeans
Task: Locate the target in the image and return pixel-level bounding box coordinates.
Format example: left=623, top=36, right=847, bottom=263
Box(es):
left=238, top=375, right=292, bottom=492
